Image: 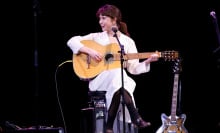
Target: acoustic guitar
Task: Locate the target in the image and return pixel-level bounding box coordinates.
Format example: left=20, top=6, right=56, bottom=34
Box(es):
left=72, top=40, right=179, bottom=80
left=156, top=58, right=188, bottom=133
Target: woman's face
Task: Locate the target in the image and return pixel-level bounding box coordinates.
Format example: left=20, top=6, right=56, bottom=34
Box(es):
left=98, top=15, right=116, bottom=32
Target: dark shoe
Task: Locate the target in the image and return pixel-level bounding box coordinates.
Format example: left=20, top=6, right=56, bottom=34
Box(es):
left=134, top=117, right=151, bottom=128
left=106, top=129, right=114, bottom=133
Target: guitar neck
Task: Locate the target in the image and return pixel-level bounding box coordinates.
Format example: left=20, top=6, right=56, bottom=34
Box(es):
left=113, top=52, right=162, bottom=60
left=170, top=73, right=179, bottom=121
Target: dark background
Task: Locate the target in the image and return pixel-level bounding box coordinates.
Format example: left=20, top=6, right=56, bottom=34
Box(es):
left=1, top=0, right=220, bottom=133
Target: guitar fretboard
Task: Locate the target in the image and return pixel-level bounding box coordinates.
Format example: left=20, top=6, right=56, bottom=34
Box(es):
left=112, top=52, right=161, bottom=60
left=171, top=74, right=179, bottom=121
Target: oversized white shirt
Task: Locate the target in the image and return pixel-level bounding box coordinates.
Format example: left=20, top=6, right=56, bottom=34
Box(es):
left=67, top=31, right=151, bottom=122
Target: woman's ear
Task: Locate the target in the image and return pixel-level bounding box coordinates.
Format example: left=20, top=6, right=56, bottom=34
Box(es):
left=112, top=17, right=117, bottom=25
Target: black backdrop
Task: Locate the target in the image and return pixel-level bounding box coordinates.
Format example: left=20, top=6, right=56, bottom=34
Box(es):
left=1, top=0, right=220, bottom=133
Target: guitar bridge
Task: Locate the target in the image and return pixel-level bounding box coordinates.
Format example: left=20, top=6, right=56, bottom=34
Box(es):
left=87, top=55, right=91, bottom=69
left=167, top=131, right=177, bottom=133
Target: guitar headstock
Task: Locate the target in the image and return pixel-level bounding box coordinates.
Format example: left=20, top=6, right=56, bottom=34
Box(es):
left=172, top=58, right=182, bottom=74
left=161, top=50, right=179, bottom=61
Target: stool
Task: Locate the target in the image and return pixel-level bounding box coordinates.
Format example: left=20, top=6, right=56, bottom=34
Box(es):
left=88, top=91, right=106, bottom=107
left=81, top=91, right=107, bottom=133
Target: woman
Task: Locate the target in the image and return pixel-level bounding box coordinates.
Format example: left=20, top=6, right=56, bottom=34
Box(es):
left=67, top=4, right=159, bottom=133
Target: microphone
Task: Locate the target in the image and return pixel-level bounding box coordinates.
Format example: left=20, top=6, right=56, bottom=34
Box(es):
left=210, top=11, right=216, bottom=19
left=111, top=26, right=118, bottom=33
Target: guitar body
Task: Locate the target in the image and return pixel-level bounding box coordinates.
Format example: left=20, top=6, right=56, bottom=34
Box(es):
left=156, top=113, right=188, bottom=133
left=73, top=40, right=121, bottom=80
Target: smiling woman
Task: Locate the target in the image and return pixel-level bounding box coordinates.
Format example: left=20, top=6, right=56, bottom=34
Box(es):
left=66, top=3, right=159, bottom=133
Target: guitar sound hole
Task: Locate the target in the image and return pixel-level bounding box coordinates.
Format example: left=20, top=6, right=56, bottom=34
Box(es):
left=105, top=53, right=114, bottom=62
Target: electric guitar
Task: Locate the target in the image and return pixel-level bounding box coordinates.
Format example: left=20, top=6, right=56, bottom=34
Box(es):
left=72, top=40, right=179, bottom=80
left=156, top=58, right=188, bottom=133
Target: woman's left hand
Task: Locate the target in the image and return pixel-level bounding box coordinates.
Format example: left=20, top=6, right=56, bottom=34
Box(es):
left=145, top=53, right=159, bottom=64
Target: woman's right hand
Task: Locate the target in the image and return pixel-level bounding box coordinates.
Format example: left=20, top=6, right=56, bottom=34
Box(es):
left=80, top=46, right=103, bottom=62
left=88, top=48, right=103, bottom=62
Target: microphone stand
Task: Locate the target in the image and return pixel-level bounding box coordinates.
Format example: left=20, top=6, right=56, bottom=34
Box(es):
left=33, top=0, right=41, bottom=130
left=112, top=29, right=126, bottom=133
left=210, top=11, right=220, bottom=54
left=210, top=11, right=220, bottom=69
